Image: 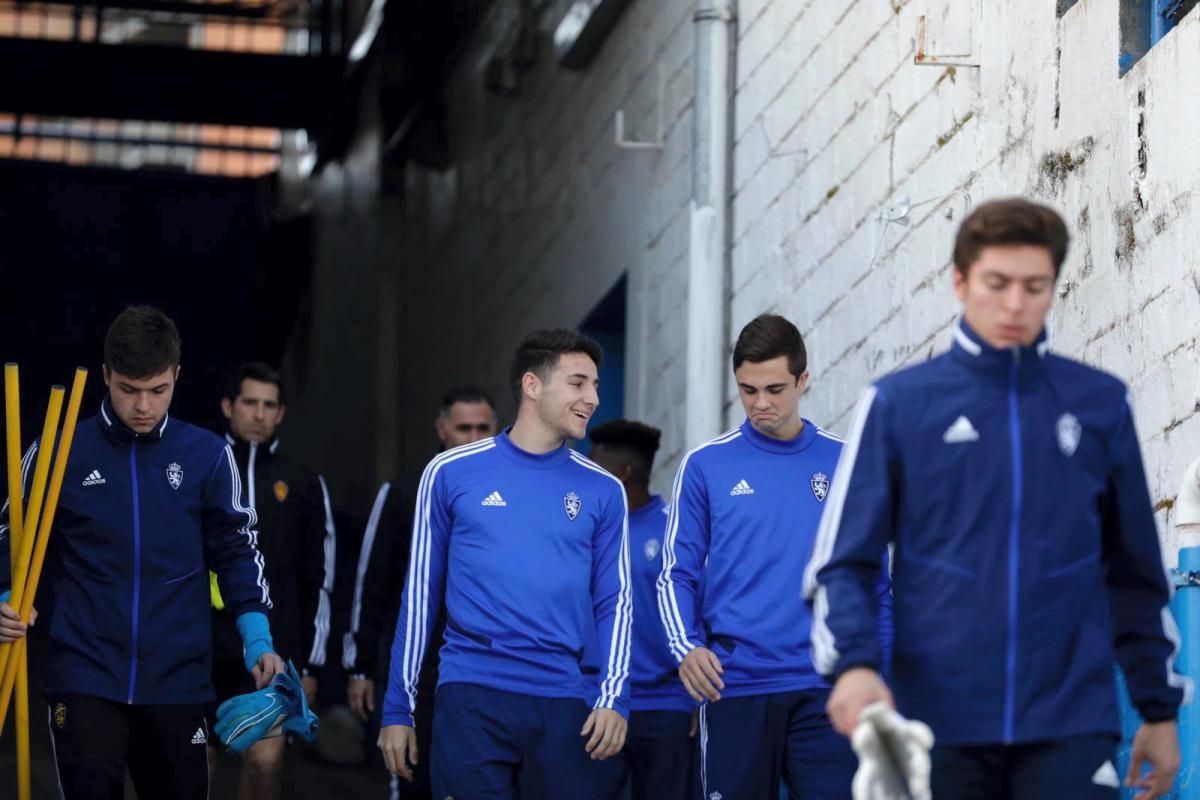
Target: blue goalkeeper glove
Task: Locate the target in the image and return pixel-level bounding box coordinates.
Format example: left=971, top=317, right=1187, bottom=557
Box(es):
left=215, top=660, right=319, bottom=752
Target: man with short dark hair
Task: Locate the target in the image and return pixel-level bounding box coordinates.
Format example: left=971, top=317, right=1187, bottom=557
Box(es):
left=658, top=313, right=891, bottom=799
left=207, top=361, right=336, bottom=800
left=0, top=306, right=283, bottom=800
left=378, top=330, right=632, bottom=798
left=806, top=197, right=1187, bottom=799
left=343, top=385, right=497, bottom=800
left=588, top=419, right=694, bottom=800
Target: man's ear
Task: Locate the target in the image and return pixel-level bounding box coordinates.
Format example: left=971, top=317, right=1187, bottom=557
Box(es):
left=435, top=415, right=448, bottom=442
left=220, top=397, right=234, bottom=421
left=521, top=371, right=542, bottom=402
left=795, top=370, right=810, bottom=394
left=102, top=365, right=111, bottom=387
left=275, top=405, right=287, bottom=426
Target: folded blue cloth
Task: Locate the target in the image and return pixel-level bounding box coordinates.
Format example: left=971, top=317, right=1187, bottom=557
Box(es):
left=214, top=661, right=319, bottom=752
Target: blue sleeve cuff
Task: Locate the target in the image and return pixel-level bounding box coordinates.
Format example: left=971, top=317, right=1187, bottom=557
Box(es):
left=236, top=611, right=275, bottom=673
left=0, top=590, right=9, bottom=605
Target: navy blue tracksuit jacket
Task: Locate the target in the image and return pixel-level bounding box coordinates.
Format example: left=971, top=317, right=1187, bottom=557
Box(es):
left=805, top=320, right=1189, bottom=746
left=0, top=397, right=272, bottom=705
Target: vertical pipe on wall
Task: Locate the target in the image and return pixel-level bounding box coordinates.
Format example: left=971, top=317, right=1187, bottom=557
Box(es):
left=687, top=0, right=736, bottom=445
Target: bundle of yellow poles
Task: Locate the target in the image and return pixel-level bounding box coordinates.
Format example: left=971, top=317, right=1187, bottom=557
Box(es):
left=1, top=363, right=87, bottom=800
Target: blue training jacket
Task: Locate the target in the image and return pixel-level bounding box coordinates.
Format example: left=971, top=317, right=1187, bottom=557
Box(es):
left=658, top=418, right=892, bottom=698
left=0, top=397, right=272, bottom=705
left=381, top=431, right=632, bottom=727
left=805, top=319, right=1191, bottom=746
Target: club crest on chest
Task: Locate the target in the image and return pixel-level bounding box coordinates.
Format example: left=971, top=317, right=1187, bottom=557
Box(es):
left=564, top=492, right=581, bottom=520
left=811, top=472, right=830, bottom=503
left=167, top=462, right=184, bottom=490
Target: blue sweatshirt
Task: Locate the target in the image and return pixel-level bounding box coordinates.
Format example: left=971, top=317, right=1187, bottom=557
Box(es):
left=804, top=320, right=1190, bottom=745
left=382, top=432, right=632, bottom=727
left=658, top=419, right=892, bottom=697
left=0, top=398, right=272, bottom=704
left=584, top=495, right=693, bottom=713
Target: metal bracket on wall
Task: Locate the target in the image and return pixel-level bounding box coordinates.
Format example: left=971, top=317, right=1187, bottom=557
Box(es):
left=614, top=67, right=664, bottom=150
left=914, top=1, right=983, bottom=67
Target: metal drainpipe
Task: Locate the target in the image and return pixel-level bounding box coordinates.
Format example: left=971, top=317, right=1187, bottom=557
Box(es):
left=686, top=0, right=736, bottom=446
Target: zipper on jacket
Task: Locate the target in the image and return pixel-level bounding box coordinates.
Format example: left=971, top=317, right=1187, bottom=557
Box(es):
left=1004, top=350, right=1022, bottom=742
left=128, top=441, right=142, bottom=704
left=248, top=442, right=258, bottom=507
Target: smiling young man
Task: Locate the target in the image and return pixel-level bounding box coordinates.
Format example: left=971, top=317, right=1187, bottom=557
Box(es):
left=207, top=362, right=336, bottom=800
left=0, top=306, right=283, bottom=800
left=657, top=313, right=892, bottom=800
left=805, top=198, right=1188, bottom=800
left=377, top=330, right=631, bottom=799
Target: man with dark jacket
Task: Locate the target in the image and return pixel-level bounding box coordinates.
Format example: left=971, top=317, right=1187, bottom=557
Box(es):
left=805, top=199, right=1188, bottom=799
left=343, top=386, right=496, bottom=799
left=208, top=362, right=336, bottom=800
left=0, top=306, right=283, bottom=800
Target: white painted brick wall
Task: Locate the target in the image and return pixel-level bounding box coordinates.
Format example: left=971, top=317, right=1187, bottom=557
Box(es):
left=396, top=0, right=1200, bottom=550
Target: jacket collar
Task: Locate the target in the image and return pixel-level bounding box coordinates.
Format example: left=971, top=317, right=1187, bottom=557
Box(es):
left=224, top=431, right=281, bottom=461
left=97, top=395, right=169, bottom=444
left=950, top=318, right=1049, bottom=382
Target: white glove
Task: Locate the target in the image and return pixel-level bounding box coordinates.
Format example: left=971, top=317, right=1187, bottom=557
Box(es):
left=850, top=702, right=934, bottom=800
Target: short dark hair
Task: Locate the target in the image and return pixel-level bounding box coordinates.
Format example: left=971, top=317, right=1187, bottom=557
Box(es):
left=953, top=198, right=1069, bottom=277
left=510, top=329, right=603, bottom=397
left=589, top=419, right=662, bottom=485
left=224, top=362, right=285, bottom=405
left=732, top=314, right=807, bottom=378
left=103, top=305, right=182, bottom=379
left=440, top=386, right=495, bottom=416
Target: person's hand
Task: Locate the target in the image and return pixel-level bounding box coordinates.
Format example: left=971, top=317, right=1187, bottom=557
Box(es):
left=379, top=724, right=418, bottom=781
left=301, top=675, right=318, bottom=707
left=679, top=647, right=724, bottom=702
left=581, top=708, right=627, bottom=760
left=827, top=667, right=894, bottom=736
left=347, top=677, right=376, bottom=721
left=1127, top=720, right=1181, bottom=799
left=251, top=652, right=285, bottom=690
left=0, top=602, right=35, bottom=643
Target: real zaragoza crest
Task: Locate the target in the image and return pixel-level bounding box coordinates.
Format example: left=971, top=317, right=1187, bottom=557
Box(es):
left=564, top=492, right=581, bottom=520
left=167, top=462, right=183, bottom=490
left=810, top=472, right=830, bottom=503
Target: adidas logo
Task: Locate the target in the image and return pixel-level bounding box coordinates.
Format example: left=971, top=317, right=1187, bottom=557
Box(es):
left=191, top=727, right=207, bottom=745
left=82, top=470, right=106, bottom=486
left=942, top=416, right=980, bottom=444
left=730, top=480, right=754, bottom=496
left=481, top=491, right=507, bottom=507
left=1091, top=760, right=1119, bottom=788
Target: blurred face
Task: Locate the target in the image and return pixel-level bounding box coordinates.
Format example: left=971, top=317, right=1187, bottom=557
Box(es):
left=528, top=352, right=600, bottom=442
left=735, top=355, right=808, bottom=440
left=954, top=245, right=1056, bottom=349
left=221, top=378, right=285, bottom=444
left=435, top=400, right=497, bottom=448
left=589, top=443, right=631, bottom=485
left=104, top=365, right=178, bottom=434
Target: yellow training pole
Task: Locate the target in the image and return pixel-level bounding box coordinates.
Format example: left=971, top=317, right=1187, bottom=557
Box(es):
left=0, top=368, right=86, bottom=735
left=15, top=637, right=29, bottom=800
left=0, top=385, right=59, bottom=699
left=3, top=364, right=25, bottom=800
left=4, top=364, right=24, bottom=570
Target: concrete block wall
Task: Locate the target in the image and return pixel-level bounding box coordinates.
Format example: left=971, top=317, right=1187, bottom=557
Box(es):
left=395, top=0, right=1200, bottom=549
left=730, top=0, right=1200, bottom=558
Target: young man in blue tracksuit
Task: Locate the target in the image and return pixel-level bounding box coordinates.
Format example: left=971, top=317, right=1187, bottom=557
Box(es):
left=587, top=419, right=694, bottom=800
left=658, top=313, right=892, bottom=800
left=378, top=329, right=632, bottom=798
left=0, top=306, right=284, bottom=800
left=805, top=198, right=1188, bottom=799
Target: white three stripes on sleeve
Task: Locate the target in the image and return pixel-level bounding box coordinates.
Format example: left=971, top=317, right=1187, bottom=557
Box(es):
left=803, top=386, right=877, bottom=676
left=224, top=445, right=271, bottom=608
left=308, top=475, right=337, bottom=667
